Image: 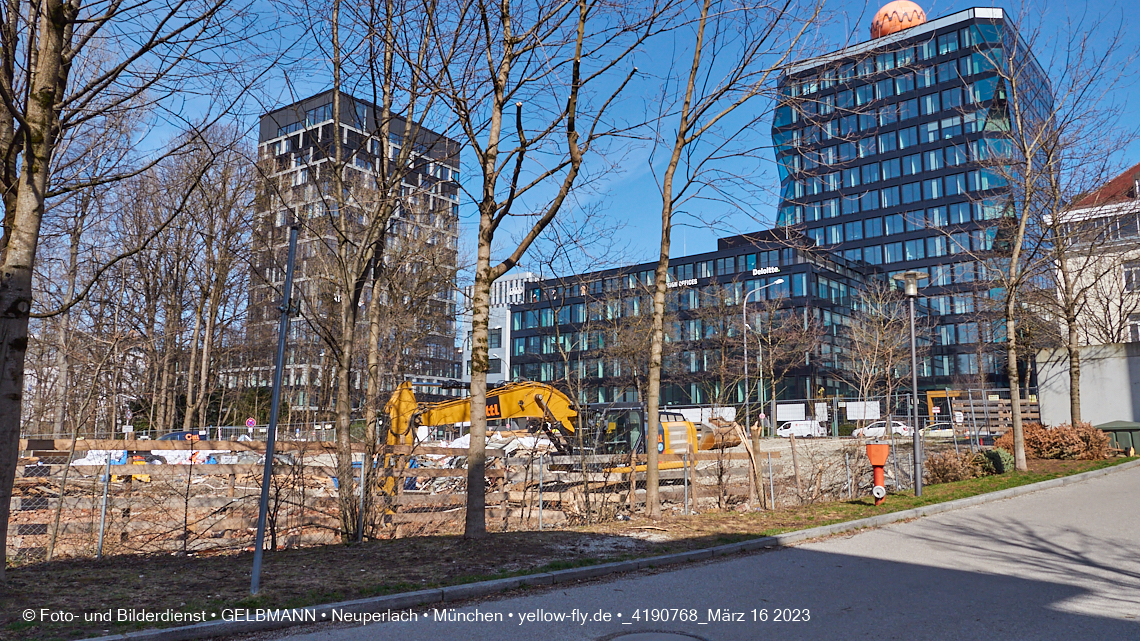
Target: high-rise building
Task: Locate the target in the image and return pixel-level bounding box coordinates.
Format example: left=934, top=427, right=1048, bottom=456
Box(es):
left=772, top=5, right=1052, bottom=388
left=458, top=272, right=541, bottom=387
left=250, top=90, right=462, bottom=409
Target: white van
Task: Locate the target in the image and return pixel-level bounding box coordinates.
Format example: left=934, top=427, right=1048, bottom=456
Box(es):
left=776, top=420, right=827, bottom=438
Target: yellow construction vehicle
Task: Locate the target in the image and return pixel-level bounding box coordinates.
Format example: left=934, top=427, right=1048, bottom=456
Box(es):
left=384, top=382, right=711, bottom=459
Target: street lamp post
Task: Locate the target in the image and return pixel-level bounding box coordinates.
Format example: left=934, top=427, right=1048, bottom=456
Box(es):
left=742, top=278, right=785, bottom=456
left=893, top=270, right=927, bottom=497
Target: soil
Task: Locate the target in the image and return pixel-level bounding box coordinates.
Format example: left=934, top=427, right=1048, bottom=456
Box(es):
left=2, top=456, right=1131, bottom=641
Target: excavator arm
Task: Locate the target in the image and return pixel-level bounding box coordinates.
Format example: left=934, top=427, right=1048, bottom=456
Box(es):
left=385, top=381, right=579, bottom=453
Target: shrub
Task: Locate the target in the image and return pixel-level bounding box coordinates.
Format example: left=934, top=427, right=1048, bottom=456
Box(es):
left=926, top=451, right=982, bottom=484
left=994, top=422, right=1109, bottom=460
left=983, top=448, right=1016, bottom=474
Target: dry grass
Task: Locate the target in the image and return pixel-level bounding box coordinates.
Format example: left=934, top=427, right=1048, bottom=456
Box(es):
left=3, top=457, right=1131, bottom=641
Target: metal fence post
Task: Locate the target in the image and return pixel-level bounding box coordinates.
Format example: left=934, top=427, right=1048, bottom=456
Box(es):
left=96, top=455, right=111, bottom=559
left=538, top=454, right=543, bottom=531
left=844, top=451, right=852, bottom=499
left=767, top=451, right=774, bottom=509
left=683, top=450, right=689, bottom=515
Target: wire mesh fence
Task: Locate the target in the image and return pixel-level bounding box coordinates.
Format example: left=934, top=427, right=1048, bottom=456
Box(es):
left=9, top=425, right=957, bottom=567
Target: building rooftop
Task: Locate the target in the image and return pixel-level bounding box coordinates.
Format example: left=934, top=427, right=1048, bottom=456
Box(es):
left=1073, top=161, right=1140, bottom=209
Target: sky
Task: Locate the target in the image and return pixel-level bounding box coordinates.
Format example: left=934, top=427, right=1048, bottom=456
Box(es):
left=236, top=0, right=1140, bottom=279
left=569, top=0, right=1140, bottom=271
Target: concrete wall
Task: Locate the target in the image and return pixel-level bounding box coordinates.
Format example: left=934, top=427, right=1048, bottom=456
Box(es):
left=1036, top=344, right=1140, bottom=426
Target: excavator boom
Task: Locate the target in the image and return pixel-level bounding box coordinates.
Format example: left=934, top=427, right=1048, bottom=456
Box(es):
left=385, top=381, right=578, bottom=451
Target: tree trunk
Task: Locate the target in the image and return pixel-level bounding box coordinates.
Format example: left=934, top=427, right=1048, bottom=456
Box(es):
left=464, top=241, right=493, bottom=538
left=0, top=0, right=74, bottom=577
left=1005, top=306, right=1027, bottom=471
left=1066, top=321, right=1081, bottom=427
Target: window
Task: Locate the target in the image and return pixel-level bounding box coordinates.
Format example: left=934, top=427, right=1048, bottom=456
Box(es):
left=842, top=195, right=860, bottom=215
left=845, top=221, right=863, bottom=241
left=824, top=172, right=840, bottom=191
left=858, top=137, right=878, bottom=158
left=902, top=153, right=922, bottom=176
left=881, top=185, right=901, bottom=208
left=876, top=51, right=896, bottom=71
left=490, top=328, right=502, bottom=349
left=855, top=84, right=874, bottom=105
left=924, top=149, right=943, bottom=170
left=927, top=236, right=947, bottom=257
left=928, top=206, right=948, bottom=226
left=861, top=163, right=880, bottom=184
left=844, top=248, right=862, bottom=261
left=843, top=168, right=860, bottom=188
left=898, top=126, right=919, bottom=149
left=895, top=73, right=915, bottom=94
left=920, top=94, right=940, bottom=115
left=945, top=144, right=968, bottom=166
left=953, top=262, right=975, bottom=283
left=875, top=78, right=895, bottom=100
left=915, top=67, right=936, bottom=88
left=923, top=177, right=943, bottom=200
left=878, top=132, right=897, bottom=154
left=884, top=213, right=905, bottom=235
left=820, top=146, right=838, bottom=165
left=938, top=32, right=959, bottom=55
left=863, top=245, right=882, bottom=264
left=488, top=358, right=502, bottom=374
left=512, top=337, right=525, bottom=356
left=838, top=142, right=857, bottom=162
left=884, top=242, right=904, bottom=263
left=901, top=182, right=922, bottom=204
left=837, top=89, right=853, bottom=109
left=826, top=225, right=843, bottom=245
left=905, top=210, right=926, bottom=231
left=949, top=202, right=971, bottom=224
left=899, top=98, right=919, bottom=121
left=940, top=116, right=962, bottom=138
left=917, top=39, right=937, bottom=61
left=905, top=239, right=925, bottom=261
left=860, top=112, right=877, bottom=131
left=1124, top=261, right=1140, bottom=291
left=941, top=88, right=963, bottom=110
left=807, top=227, right=824, bottom=246
left=937, top=60, right=958, bottom=83
left=839, top=114, right=857, bottom=135
left=950, top=232, right=970, bottom=254
left=920, top=121, right=940, bottom=143
left=882, top=157, right=902, bottom=180
left=864, top=217, right=883, bottom=237
left=945, top=173, right=967, bottom=196
left=878, top=104, right=898, bottom=126
left=861, top=190, right=880, bottom=211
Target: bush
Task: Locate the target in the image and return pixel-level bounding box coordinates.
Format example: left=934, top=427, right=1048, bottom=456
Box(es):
left=983, top=448, right=1016, bottom=474
left=994, top=422, right=1109, bottom=460
left=926, top=451, right=982, bottom=484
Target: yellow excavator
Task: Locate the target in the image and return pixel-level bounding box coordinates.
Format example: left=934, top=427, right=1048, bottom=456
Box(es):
left=384, top=381, right=727, bottom=459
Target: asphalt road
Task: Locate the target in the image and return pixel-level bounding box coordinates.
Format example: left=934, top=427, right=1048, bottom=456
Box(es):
left=273, top=466, right=1140, bottom=641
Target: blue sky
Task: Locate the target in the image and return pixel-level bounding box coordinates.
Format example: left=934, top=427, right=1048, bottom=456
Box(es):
left=236, top=1, right=1139, bottom=279
left=501, top=0, right=1140, bottom=274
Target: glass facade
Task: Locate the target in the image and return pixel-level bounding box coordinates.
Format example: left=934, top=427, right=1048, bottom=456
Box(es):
left=773, top=9, right=1051, bottom=387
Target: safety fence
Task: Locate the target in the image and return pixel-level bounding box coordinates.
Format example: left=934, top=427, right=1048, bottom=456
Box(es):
left=9, top=434, right=937, bottom=566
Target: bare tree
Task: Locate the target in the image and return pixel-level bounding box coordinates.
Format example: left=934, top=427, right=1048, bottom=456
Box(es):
left=642, top=0, right=819, bottom=518
left=964, top=5, right=1134, bottom=468
left=441, top=0, right=664, bottom=538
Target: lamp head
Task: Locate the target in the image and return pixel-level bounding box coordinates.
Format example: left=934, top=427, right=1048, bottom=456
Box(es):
left=773, top=278, right=785, bottom=285
left=892, top=270, right=928, bottom=297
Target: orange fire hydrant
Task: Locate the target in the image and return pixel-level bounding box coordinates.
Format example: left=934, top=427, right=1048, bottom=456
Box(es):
left=866, top=443, right=890, bottom=505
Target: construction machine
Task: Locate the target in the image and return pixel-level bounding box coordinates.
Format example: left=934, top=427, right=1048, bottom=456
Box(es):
left=385, top=382, right=723, bottom=458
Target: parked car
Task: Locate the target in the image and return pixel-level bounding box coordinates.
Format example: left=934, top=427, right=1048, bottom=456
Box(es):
left=922, top=422, right=956, bottom=438
left=776, top=420, right=827, bottom=438
left=852, top=420, right=913, bottom=438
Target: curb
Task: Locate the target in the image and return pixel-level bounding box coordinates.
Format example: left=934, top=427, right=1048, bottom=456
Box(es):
left=82, top=458, right=1140, bottom=641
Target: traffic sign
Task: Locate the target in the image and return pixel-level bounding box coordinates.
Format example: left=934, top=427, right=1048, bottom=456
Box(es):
left=246, top=417, right=257, bottom=428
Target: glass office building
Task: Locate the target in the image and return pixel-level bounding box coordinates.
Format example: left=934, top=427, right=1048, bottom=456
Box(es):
left=772, top=6, right=1051, bottom=387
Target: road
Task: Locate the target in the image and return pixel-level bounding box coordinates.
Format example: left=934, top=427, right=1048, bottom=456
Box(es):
left=272, top=466, right=1140, bottom=640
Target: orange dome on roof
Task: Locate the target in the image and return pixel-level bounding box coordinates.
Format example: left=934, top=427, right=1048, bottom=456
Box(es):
left=870, top=1, right=927, bottom=39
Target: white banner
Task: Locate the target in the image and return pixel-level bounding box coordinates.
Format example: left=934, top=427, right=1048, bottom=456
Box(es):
left=776, top=403, right=806, bottom=422
left=846, top=401, right=881, bottom=421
